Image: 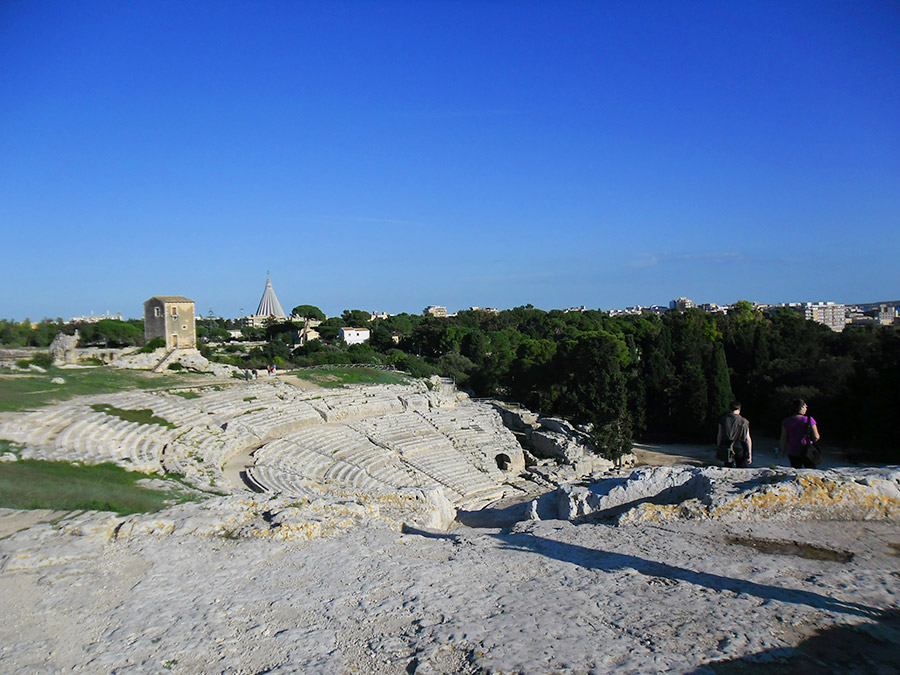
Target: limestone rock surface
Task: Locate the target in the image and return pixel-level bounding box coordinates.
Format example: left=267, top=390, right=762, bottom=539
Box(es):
left=549, top=465, right=900, bottom=523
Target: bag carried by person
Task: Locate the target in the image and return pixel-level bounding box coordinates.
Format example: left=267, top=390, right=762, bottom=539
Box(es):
left=803, top=416, right=822, bottom=466
left=716, top=440, right=734, bottom=464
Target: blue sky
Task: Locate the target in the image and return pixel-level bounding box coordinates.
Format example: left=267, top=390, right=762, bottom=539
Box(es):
left=2, top=1, right=898, bottom=320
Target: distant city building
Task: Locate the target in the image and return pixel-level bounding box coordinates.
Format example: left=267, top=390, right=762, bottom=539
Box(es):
left=669, top=297, right=694, bottom=310
left=424, top=305, right=447, bottom=318
left=803, top=302, right=847, bottom=332
left=563, top=306, right=587, bottom=313
left=70, top=311, right=123, bottom=323
left=143, top=296, right=197, bottom=350
left=773, top=301, right=847, bottom=332
left=339, top=327, right=370, bottom=345
left=293, top=318, right=321, bottom=346
left=609, top=305, right=647, bottom=316
left=469, top=307, right=500, bottom=314
left=878, top=305, right=898, bottom=326
left=244, top=277, right=288, bottom=327
left=370, top=311, right=390, bottom=321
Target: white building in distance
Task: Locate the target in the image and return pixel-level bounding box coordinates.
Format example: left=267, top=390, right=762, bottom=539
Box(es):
left=669, top=297, right=694, bottom=310
left=340, top=328, right=370, bottom=345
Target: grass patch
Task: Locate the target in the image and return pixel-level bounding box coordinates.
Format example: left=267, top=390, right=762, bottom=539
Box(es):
left=294, top=367, right=409, bottom=389
left=90, top=403, right=176, bottom=429
left=171, top=390, right=201, bottom=400
left=0, top=460, right=201, bottom=514
left=1, top=439, right=24, bottom=457
left=0, top=368, right=210, bottom=412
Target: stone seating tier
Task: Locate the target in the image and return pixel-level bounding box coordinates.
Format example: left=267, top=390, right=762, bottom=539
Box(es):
left=254, top=430, right=420, bottom=493
left=245, top=465, right=327, bottom=500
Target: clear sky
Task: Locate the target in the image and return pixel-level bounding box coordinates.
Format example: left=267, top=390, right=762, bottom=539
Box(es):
left=2, top=1, right=898, bottom=321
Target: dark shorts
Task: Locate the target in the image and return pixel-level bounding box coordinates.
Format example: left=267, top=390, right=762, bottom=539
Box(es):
left=789, top=454, right=817, bottom=469
left=725, top=453, right=750, bottom=468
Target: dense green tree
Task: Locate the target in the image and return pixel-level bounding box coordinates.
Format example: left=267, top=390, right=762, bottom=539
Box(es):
left=508, top=338, right=557, bottom=411
left=291, top=304, right=326, bottom=322
left=552, top=332, right=632, bottom=459
left=368, top=323, right=398, bottom=352
left=406, top=319, right=446, bottom=358
left=240, top=325, right=266, bottom=341
left=77, top=320, right=143, bottom=347
left=341, top=309, right=372, bottom=327
left=436, top=353, right=477, bottom=387
left=196, top=319, right=231, bottom=343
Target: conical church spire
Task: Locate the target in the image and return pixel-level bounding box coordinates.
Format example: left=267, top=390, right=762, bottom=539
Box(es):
left=256, top=277, right=286, bottom=318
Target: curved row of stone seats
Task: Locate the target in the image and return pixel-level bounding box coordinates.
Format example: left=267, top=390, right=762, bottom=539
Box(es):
left=279, top=425, right=415, bottom=488
left=71, top=415, right=136, bottom=461
left=419, top=404, right=524, bottom=479
left=53, top=415, right=104, bottom=460
left=321, top=460, right=391, bottom=492
left=329, top=439, right=413, bottom=487
left=161, top=450, right=189, bottom=476
left=350, top=411, right=441, bottom=446
left=235, top=403, right=325, bottom=441
left=169, top=425, right=258, bottom=470
left=80, top=390, right=209, bottom=430
left=349, top=411, right=506, bottom=503
left=254, top=427, right=414, bottom=493
left=120, top=430, right=168, bottom=472
left=311, top=392, right=405, bottom=423
left=244, top=464, right=325, bottom=500
left=49, top=410, right=177, bottom=470
left=0, top=405, right=81, bottom=449
left=397, top=392, right=432, bottom=413
left=398, top=447, right=500, bottom=503
left=253, top=437, right=348, bottom=486
left=131, top=395, right=210, bottom=428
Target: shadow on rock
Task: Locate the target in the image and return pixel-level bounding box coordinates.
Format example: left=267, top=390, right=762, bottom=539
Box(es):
left=694, top=608, right=900, bottom=674
left=493, top=532, right=882, bottom=619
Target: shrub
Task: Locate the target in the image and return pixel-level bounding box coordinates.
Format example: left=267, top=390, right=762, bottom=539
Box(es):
left=15, top=354, right=52, bottom=369
left=139, top=337, right=166, bottom=353
left=31, top=352, right=53, bottom=369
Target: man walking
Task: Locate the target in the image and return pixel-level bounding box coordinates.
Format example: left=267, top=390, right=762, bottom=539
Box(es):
left=717, top=401, right=752, bottom=467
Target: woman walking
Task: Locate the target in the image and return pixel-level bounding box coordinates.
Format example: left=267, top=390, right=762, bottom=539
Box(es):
left=780, top=399, right=821, bottom=468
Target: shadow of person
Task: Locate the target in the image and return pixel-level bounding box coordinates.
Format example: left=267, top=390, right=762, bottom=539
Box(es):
left=491, top=531, right=881, bottom=619
left=401, top=524, right=881, bottom=620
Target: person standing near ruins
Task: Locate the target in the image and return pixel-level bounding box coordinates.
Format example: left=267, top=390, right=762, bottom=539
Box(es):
left=717, top=401, right=752, bottom=467
left=780, top=399, right=820, bottom=468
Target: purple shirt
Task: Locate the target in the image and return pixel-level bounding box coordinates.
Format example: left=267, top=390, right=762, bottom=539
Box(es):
left=782, top=415, right=817, bottom=456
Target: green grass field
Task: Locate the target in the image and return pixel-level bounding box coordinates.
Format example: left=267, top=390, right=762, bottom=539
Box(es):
left=293, top=366, right=410, bottom=389
left=0, top=367, right=214, bottom=412
left=0, top=460, right=202, bottom=514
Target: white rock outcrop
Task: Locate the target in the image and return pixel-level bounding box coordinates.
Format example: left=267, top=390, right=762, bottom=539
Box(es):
left=547, top=465, right=900, bottom=523
left=56, top=485, right=457, bottom=542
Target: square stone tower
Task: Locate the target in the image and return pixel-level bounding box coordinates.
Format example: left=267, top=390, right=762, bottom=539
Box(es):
left=144, top=296, right=197, bottom=350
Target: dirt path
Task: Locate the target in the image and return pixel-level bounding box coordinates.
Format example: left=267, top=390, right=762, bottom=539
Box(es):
left=632, top=436, right=868, bottom=471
